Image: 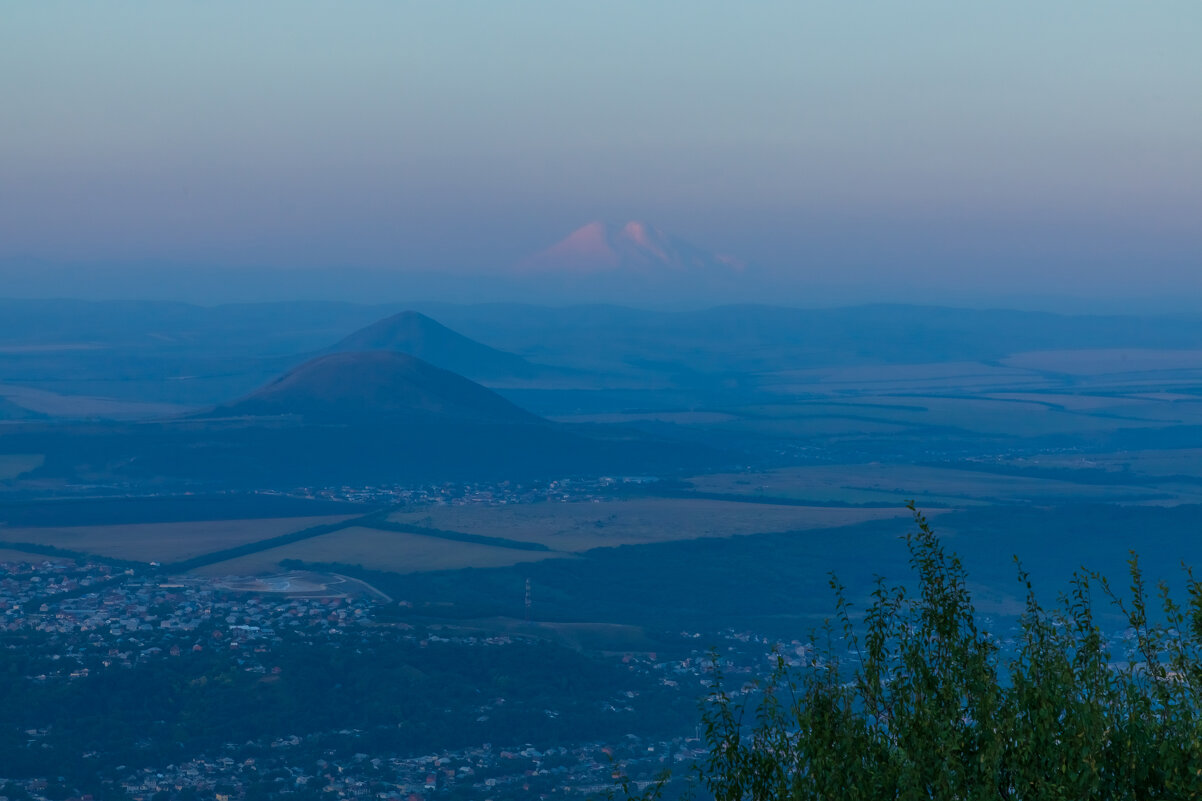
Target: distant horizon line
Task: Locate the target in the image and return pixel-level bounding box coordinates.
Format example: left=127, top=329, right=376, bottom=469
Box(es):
left=0, top=277, right=1198, bottom=319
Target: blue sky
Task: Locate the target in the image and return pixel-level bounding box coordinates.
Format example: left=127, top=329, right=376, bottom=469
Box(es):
left=2, top=2, right=1200, bottom=303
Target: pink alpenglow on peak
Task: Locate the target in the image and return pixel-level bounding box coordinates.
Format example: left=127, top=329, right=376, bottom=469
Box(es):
left=519, top=221, right=747, bottom=275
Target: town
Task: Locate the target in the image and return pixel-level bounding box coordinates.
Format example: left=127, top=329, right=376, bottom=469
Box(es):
left=276, top=476, right=664, bottom=509
left=0, top=554, right=783, bottom=801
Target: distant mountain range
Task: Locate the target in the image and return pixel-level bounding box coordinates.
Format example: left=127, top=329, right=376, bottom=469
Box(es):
left=1, top=246, right=1194, bottom=312
left=15, top=297, right=1202, bottom=489
left=521, top=221, right=745, bottom=275
left=12, top=338, right=714, bottom=487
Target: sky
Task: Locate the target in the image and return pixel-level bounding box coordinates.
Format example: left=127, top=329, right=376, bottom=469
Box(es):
left=2, top=2, right=1201, bottom=307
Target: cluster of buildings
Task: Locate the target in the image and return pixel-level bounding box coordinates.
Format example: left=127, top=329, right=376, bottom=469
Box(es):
left=98, top=735, right=709, bottom=801
left=0, top=554, right=792, bottom=801
left=277, top=476, right=659, bottom=508
left=0, top=558, right=127, bottom=626
left=1, top=564, right=373, bottom=679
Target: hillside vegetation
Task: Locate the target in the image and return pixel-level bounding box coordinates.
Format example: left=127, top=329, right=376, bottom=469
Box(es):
left=622, top=506, right=1202, bottom=800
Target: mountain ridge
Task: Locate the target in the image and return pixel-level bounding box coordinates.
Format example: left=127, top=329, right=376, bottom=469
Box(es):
left=203, top=351, right=542, bottom=425
left=330, top=310, right=537, bottom=381
left=520, top=221, right=746, bottom=275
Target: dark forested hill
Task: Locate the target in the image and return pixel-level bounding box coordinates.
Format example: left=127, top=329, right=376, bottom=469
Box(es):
left=330, top=310, right=538, bottom=381
left=204, top=351, right=540, bottom=425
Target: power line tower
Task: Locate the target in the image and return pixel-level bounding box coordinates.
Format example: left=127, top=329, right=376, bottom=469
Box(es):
left=524, top=578, right=532, bottom=621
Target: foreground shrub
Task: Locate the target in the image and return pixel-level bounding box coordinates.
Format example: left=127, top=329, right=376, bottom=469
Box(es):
left=623, top=504, right=1202, bottom=800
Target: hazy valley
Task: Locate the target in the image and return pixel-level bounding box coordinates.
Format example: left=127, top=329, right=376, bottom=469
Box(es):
left=5, top=297, right=1202, bottom=798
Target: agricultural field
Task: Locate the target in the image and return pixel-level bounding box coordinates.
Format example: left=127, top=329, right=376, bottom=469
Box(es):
left=681, top=464, right=1195, bottom=507
left=0, top=453, right=43, bottom=479
left=730, top=395, right=1182, bottom=438
left=719, top=416, right=912, bottom=438
left=196, top=526, right=570, bottom=576
left=1012, top=448, right=1202, bottom=477
left=736, top=353, right=1202, bottom=447
left=1000, top=349, right=1202, bottom=376
left=0, top=546, right=69, bottom=564
left=388, top=498, right=911, bottom=552
left=549, top=411, right=739, bottom=424
left=0, top=515, right=357, bottom=564
left=758, top=361, right=1054, bottom=395
left=980, top=392, right=1179, bottom=412
left=0, top=383, right=188, bottom=419
left=756, top=352, right=1202, bottom=397
left=873, top=395, right=1167, bottom=436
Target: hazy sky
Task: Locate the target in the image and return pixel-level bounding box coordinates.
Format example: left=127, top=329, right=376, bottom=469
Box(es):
left=3, top=2, right=1200, bottom=303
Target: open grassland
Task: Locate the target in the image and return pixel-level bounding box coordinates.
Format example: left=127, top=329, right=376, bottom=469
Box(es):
left=0, top=546, right=72, bottom=564
left=718, top=394, right=1188, bottom=440
left=981, top=392, right=1178, bottom=412
left=997, top=449, right=1202, bottom=484
left=549, top=411, right=740, bottom=425
left=1071, top=449, right=1202, bottom=477
left=748, top=357, right=1202, bottom=438
left=0, top=383, right=188, bottom=419
left=759, top=353, right=1202, bottom=396
left=388, top=498, right=910, bottom=552
left=722, top=416, right=913, bottom=438
left=0, top=515, right=357, bottom=564
left=759, top=361, right=1052, bottom=395
left=974, top=392, right=1202, bottom=426
left=859, top=395, right=1165, bottom=436
left=1001, top=349, right=1202, bottom=376
left=195, top=526, right=570, bottom=576
left=0, top=453, right=43, bottom=479
left=682, top=464, right=1192, bottom=506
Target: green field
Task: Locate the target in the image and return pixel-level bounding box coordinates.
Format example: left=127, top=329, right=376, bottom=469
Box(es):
left=681, top=464, right=1192, bottom=506
left=0, top=515, right=357, bottom=563
left=196, top=526, right=570, bottom=576
left=0, top=384, right=188, bottom=419
left=0, top=497, right=919, bottom=578
left=387, top=498, right=910, bottom=552
left=1008, top=448, right=1202, bottom=478
left=722, top=416, right=913, bottom=438
left=698, top=392, right=1202, bottom=442
left=1001, top=348, right=1202, bottom=375
left=758, top=361, right=1051, bottom=395
left=0, top=453, right=43, bottom=479
left=549, top=411, right=740, bottom=424
left=0, top=545, right=72, bottom=564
